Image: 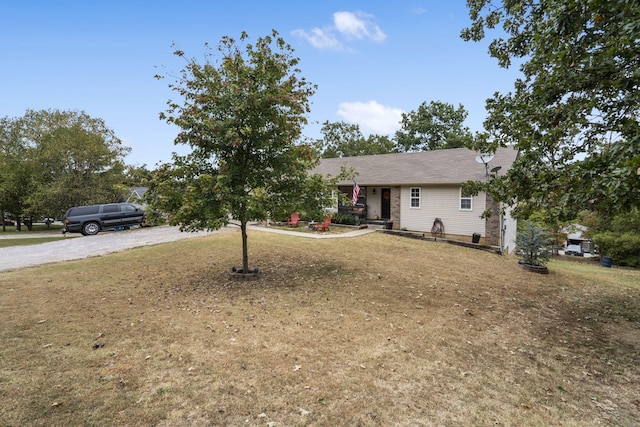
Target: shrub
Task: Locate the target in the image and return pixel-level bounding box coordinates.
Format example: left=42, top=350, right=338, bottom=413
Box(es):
left=583, top=208, right=640, bottom=267
left=592, top=231, right=640, bottom=268
left=516, top=221, right=553, bottom=266
left=332, top=213, right=358, bottom=225
left=142, top=210, right=167, bottom=227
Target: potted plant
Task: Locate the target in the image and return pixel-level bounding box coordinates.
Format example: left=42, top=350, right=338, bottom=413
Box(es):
left=515, top=221, right=552, bottom=274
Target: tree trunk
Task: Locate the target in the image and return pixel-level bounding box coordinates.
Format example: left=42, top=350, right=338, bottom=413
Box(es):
left=241, top=220, right=249, bottom=273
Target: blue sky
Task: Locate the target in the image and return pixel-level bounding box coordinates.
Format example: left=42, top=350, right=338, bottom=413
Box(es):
left=1, top=1, right=521, bottom=167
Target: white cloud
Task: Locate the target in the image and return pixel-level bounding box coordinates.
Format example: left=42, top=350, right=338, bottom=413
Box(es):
left=291, top=28, right=343, bottom=50
left=337, top=101, right=404, bottom=135
left=333, top=11, right=386, bottom=42
left=293, top=10, right=386, bottom=50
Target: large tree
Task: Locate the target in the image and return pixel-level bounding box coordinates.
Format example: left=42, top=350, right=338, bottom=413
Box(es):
left=394, top=101, right=473, bottom=152
left=22, top=109, right=130, bottom=220
left=0, top=117, right=34, bottom=231
left=319, top=120, right=395, bottom=158
left=461, top=0, right=640, bottom=220
left=150, top=30, right=335, bottom=274
left=0, top=110, right=130, bottom=229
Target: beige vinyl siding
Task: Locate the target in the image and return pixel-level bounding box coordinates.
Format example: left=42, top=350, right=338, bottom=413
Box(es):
left=400, top=186, right=487, bottom=235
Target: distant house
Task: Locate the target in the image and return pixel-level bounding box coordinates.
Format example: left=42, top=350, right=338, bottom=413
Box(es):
left=560, top=224, right=594, bottom=254
left=127, top=187, right=148, bottom=205
left=313, top=147, right=519, bottom=253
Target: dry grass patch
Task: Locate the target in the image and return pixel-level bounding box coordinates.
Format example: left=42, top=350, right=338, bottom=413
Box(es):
left=0, top=230, right=638, bottom=426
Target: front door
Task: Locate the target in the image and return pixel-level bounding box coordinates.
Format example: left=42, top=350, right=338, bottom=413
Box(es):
left=381, top=188, right=391, bottom=220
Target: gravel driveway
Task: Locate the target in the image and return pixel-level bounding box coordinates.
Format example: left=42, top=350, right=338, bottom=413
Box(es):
left=0, top=226, right=235, bottom=272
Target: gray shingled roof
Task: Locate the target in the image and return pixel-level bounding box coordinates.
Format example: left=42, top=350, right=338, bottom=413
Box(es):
left=313, top=146, right=518, bottom=186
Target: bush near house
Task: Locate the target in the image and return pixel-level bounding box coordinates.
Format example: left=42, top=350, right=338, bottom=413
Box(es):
left=332, top=213, right=359, bottom=225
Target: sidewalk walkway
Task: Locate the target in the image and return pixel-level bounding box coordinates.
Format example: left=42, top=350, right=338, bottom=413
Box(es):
left=247, top=224, right=378, bottom=239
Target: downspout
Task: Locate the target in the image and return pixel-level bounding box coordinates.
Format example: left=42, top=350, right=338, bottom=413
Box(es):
left=500, top=206, right=505, bottom=254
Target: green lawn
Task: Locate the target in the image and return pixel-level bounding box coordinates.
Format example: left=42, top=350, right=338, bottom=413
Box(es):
left=0, top=237, right=68, bottom=248
left=1, top=223, right=64, bottom=233
left=0, top=223, right=66, bottom=247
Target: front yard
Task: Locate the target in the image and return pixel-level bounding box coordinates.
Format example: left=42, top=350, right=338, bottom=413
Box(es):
left=1, top=230, right=638, bottom=426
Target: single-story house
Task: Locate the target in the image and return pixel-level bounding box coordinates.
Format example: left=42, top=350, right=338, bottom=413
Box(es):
left=313, top=146, right=519, bottom=253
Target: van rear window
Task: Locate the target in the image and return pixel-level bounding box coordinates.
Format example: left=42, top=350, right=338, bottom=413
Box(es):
left=69, top=206, right=100, bottom=216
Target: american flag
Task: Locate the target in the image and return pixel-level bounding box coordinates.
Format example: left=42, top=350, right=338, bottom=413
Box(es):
left=352, top=181, right=360, bottom=205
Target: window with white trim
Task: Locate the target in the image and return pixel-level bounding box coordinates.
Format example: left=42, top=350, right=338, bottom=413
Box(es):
left=460, top=189, right=472, bottom=211
left=410, top=187, right=421, bottom=208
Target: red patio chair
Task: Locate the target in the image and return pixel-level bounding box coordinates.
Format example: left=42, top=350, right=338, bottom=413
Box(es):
left=287, top=212, right=299, bottom=227
left=315, top=216, right=332, bottom=232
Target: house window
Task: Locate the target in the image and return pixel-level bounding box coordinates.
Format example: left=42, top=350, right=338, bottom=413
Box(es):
left=460, top=189, right=472, bottom=211
left=410, top=187, right=421, bottom=208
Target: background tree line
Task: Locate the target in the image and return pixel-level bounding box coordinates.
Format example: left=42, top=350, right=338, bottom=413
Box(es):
left=317, top=100, right=473, bottom=158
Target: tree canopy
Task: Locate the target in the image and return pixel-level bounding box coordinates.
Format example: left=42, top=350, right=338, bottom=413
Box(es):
left=318, top=100, right=473, bottom=159
left=24, top=110, right=130, bottom=214
left=0, top=109, right=129, bottom=228
left=394, top=101, right=473, bottom=152
left=0, top=117, right=32, bottom=230
left=318, top=121, right=395, bottom=158
left=150, top=30, right=336, bottom=274
left=462, top=0, right=640, bottom=220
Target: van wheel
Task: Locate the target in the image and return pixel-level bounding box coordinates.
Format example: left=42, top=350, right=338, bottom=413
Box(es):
left=82, top=222, right=100, bottom=235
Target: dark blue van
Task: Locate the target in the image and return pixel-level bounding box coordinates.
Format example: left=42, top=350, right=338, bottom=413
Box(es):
left=63, top=203, right=145, bottom=235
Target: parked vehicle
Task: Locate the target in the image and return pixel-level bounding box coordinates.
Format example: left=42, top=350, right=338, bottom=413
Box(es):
left=564, top=244, right=584, bottom=256
left=63, top=203, right=145, bottom=235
